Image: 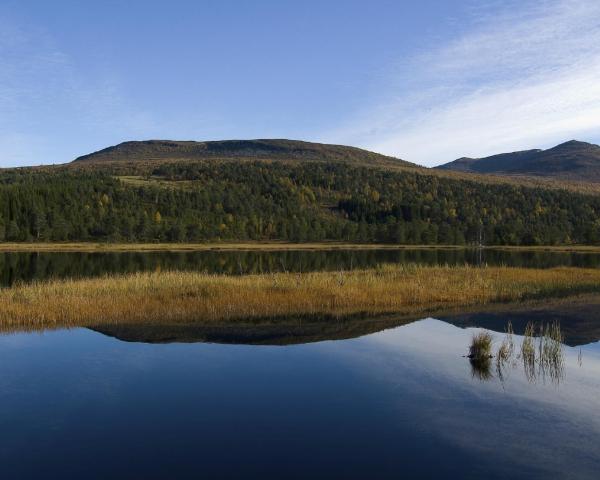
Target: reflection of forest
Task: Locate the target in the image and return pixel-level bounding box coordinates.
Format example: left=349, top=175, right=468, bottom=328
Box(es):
left=3, top=248, right=600, bottom=287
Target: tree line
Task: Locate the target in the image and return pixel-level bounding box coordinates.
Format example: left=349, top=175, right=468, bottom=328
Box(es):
left=1, top=160, right=599, bottom=245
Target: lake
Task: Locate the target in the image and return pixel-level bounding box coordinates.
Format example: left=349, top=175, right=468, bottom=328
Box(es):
left=1, top=302, right=599, bottom=479
left=2, top=247, right=600, bottom=286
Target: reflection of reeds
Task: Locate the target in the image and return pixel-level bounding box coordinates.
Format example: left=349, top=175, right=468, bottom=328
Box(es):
left=495, top=321, right=514, bottom=382
left=470, top=356, right=494, bottom=381
left=472, top=320, right=566, bottom=385
left=498, top=321, right=514, bottom=361
left=2, top=265, right=600, bottom=333
left=521, top=322, right=537, bottom=382
left=519, top=320, right=565, bottom=384
left=537, top=321, right=565, bottom=384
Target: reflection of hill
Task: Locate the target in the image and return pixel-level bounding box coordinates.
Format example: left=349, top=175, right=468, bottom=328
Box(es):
left=90, top=314, right=418, bottom=346
left=90, top=295, right=600, bottom=347
left=439, top=295, right=600, bottom=347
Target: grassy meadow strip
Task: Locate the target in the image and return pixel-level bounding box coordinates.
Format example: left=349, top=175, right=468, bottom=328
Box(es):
left=1, top=264, right=600, bottom=332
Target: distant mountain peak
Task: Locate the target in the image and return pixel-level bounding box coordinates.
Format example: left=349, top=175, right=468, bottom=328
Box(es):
left=557, top=139, right=593, bottom=147
left=548, top=139, right=597, bottom=151
left=435, top=140, right=600, bottom=182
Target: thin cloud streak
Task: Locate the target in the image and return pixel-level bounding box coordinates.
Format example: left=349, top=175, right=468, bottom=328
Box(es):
left=0, top=16, right=158, bottom=166
left=331, top=0, right=600, bottom=166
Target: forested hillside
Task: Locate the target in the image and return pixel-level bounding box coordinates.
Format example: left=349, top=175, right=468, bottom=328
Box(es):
left=1, top=159, right=600, bottom=245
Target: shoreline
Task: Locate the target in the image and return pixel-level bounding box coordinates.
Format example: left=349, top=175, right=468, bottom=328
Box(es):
left=2, top=241, right=600, bottom=253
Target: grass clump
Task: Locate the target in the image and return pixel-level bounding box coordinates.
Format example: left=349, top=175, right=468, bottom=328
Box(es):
left=469, top=331, right=493, bottom=359
left=468, top=330, right=494, bottom=380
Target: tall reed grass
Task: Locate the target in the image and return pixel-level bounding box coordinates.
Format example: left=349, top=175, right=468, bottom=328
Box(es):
left=1, top=264, right=599, bottom=333
left=484, top=320, right=566, bottom=384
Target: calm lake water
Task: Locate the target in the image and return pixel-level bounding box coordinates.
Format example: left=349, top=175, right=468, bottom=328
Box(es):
left=1, top=307, right=599, bottom=479
left=2, top=247, right=600, bottom=286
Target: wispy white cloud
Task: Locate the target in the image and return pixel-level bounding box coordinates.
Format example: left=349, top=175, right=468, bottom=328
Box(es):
left=0, top=15, right=157, bottom=166
left=330, top=0, right=600, bottom=166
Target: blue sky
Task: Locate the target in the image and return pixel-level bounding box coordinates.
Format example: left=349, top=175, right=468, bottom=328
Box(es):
left=1, top=0, right=599, bottom=167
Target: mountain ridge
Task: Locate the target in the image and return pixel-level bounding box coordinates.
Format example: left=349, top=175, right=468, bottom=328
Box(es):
left=436, top=140, right=600, bottom=181
left=73, top=138, right=417, bottom=168
left=74, top=138, right=600, bottom=183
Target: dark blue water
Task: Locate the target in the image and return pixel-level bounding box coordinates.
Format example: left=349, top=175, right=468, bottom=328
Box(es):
left=2, top=247, right=600, bottom=286
left=1, top=316, right=599, bottom=479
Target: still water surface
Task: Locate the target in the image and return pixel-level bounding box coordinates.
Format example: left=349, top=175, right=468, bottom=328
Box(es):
left=1, top=309, right=599, bottom=479
left=2, top=247, right=600, bottom=286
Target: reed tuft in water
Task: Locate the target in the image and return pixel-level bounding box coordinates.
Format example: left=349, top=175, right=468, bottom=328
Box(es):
left=468, top=330, right=494, bottom=380
left=469, top=331, right=493, bottom=359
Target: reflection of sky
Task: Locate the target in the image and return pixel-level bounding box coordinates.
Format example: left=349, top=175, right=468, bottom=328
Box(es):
left=327, top=318, right=600, bottom=478
left=0, top=319, right=599, bottom=478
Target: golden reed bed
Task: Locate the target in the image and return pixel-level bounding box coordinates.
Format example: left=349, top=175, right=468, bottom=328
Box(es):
left=1, top=265, right=599, bottom=332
